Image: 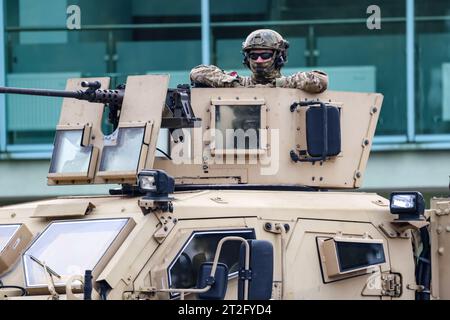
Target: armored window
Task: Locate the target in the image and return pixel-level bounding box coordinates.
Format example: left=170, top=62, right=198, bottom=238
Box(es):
left=210, top=99, right=267, bottom=155
left=97, top=125, right=151, bottom=181
left=318, top=236, right=386, bottom=280
left=0, top=224, right=33, bottom=275
left=22, top=218, right=135, bottom=288
left=215, top=105, right=261, bottom=149
left=49, top=129, right=96, bottom=178
left=0, top=225, right=21, bottom=250
left=168, top=229, right=255, bottom=294
left=334, top=240, right=385, bottom=273
left=99, top=127, right=145, bottom=172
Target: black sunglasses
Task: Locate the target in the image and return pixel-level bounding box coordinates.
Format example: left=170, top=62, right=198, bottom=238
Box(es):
left=248, top=52, right=274, bottom=60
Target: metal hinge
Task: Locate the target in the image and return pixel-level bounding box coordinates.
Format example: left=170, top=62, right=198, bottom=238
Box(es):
left=381, top=273, right=402, bottom=297
left=138, top=199, right=177, bottom=244
left=239, top=269, right=253, bottom=281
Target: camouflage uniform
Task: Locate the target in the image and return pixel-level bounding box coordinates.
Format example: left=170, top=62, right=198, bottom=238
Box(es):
left=190, top=29, right=328, bottom=94
left=190, top=65, right=328, bottom=93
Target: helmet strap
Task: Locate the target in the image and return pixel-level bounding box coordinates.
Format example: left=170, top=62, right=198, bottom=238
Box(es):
left=242, top=52, right=250, bottom=68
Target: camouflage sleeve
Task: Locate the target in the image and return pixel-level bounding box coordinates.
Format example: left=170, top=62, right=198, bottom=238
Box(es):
left=189, top=65, right=240, bottom=88
left=275, top=70, right=328, bottom=93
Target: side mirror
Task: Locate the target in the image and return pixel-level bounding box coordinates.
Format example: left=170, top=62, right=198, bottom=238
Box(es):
left=290, top=101, right=341, bottom=163
left=196, top=262, right=229, bottom=300
left=306, top=104, right=341, bottom=159
left=238, top=240, right=273, bottom=300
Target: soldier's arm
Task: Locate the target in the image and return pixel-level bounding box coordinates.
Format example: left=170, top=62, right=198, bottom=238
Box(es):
left=275, top=70, right=328, bottom=93
left=190, top=65, right=240, bottom=88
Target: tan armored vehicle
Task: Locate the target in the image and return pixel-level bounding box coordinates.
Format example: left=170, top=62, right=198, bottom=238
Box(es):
left=0, top=75, right=446, bottom=300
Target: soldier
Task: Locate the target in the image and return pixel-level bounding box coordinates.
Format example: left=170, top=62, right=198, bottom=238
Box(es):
left=190, top=29, right=328, bottom=93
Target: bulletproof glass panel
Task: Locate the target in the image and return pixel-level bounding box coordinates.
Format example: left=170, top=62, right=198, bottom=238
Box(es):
left=99, top=127, right=145, bottom=172
left=238, top=240, right=274, bottom=300
left=49, top=130, right=93, bottom=174
left=0, top=225, right=20, bottom=250
left=168, top=229, right=255, bottom=296
left=306, top=106, right=341, bottom=157
left=23, top=218, right=132, bottom=288
left=215, top=105, right=261, bottom=150
left=321, top=237, right=386, bottom=278
left=336, top=241, right=386, bottom=273
left=0, top=224, right=33, bottom=275
left=197, top=262, right=229, bottom=300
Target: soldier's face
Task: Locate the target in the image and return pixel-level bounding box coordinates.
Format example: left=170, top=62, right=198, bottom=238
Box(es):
left=247, top=49, right=278, bottom=78
left=248, top=50, right=275, bottom=63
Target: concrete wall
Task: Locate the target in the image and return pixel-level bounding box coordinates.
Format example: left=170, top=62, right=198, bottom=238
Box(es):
left=364, top=150, right=450, bottom=191
left=0, top=160, right=112, bottom=203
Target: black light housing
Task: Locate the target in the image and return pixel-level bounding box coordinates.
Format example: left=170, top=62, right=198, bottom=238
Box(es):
left=138, top=170, right=175, bottom=201
left=389, top=191, right=425, bottom=221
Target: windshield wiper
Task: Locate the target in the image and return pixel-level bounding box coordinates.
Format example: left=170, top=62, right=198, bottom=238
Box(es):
left=28, top=254, right=61, bottom=279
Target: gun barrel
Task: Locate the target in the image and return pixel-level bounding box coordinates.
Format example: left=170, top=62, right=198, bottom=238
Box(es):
left=0, top=84, right=199, bottom=130
left=0, top=86, right=80, bottom=99
left=0, top=85, right=124, bottom=106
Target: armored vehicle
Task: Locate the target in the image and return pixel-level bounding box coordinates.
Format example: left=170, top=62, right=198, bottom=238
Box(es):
left=0, top=75, right=446, bottom=300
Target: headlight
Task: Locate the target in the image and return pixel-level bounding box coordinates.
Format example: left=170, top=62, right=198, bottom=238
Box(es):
left=390, top=192, right=425, bottom=220
left=137, top=170, right=175, bottom=201
left=139, top=175, right=156, bottom=192
left=391, top=194, right=415, bottom=209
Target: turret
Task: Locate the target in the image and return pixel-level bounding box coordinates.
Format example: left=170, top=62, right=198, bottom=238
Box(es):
left=0, top=75, right=383, bottom=190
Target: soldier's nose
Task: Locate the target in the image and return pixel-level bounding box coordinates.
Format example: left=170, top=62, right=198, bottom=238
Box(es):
left=256, top=56, right=265, bottom=63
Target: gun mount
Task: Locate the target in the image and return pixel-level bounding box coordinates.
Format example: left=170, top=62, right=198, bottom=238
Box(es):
left=0, top=75, right=384, bottom=189
left=0, top=81, right=199, bottom=131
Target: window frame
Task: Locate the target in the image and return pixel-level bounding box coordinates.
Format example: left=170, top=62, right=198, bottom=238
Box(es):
left=167, top=228, right=256, bottom=298
left=209, top=99, right=268, bottom=156
left=22, top=217, right=135, bottom=289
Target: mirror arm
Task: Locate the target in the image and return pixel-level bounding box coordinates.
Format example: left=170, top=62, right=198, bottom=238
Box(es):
left=274, top=224, right=288, bottom=299
left=157, top=285, right=212, bottom=299
left=153, top=236, right=250, bottom=299
left=211, top=236, right=250, bottom=300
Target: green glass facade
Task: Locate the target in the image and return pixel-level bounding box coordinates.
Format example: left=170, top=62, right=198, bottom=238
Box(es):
left=0, top=0, right=449, bottom=155
left=415, top=0, right=450, bottom=137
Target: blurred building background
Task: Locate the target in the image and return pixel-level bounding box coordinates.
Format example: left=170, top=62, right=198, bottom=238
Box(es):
left=0, top=0, right=449, bottom=204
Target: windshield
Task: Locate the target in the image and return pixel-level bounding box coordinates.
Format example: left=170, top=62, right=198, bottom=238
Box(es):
left=23, top=218, right=132, bottom=288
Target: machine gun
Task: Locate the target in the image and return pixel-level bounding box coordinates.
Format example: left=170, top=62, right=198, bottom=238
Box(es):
left=0, top=81, right=199, bottom=131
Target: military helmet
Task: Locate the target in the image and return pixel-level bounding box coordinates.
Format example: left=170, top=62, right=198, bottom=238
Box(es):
left=242, top=29, right=290, bottom=69
left=242, top=29, right=289, bottom=53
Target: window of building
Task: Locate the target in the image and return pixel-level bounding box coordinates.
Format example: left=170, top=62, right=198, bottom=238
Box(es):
left=210, top=1, right=407, bottom=137
left=2, top=0, right=450, bottom=156
left=415, top=0, right=450, bottom=137
left=3, top=0, right=201, bottom=153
